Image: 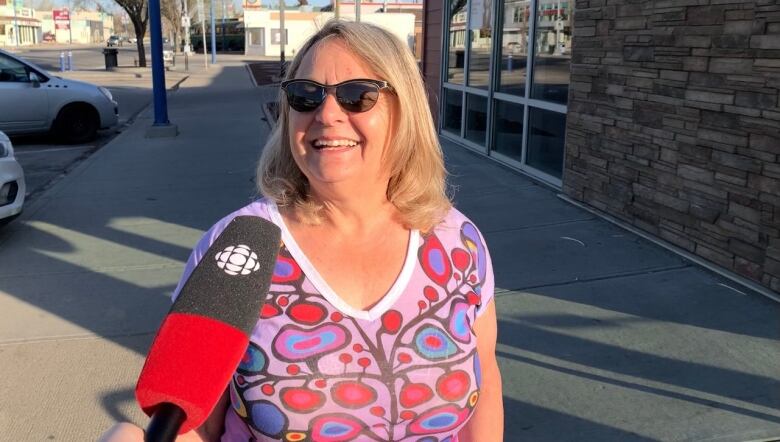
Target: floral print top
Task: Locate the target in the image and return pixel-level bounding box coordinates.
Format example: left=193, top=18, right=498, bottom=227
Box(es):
left=172, top=199, right=495, bottom=442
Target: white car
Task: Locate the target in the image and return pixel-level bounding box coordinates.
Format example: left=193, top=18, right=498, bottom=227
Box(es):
left=0, top=131, right=25, bottom=225
left=0, top=49, right=119, bottom=144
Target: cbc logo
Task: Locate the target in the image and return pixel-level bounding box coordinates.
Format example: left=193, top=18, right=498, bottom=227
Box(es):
left=215, top=245, right=261, bottom=276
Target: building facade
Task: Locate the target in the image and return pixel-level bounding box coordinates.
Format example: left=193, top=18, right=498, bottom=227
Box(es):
left=242, top=5, right=417, bottom=58
left=422, top=0, right=780, bottom=292
left=0, top=2, right=42, bottom=46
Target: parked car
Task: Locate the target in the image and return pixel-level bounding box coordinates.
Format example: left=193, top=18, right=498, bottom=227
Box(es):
left=0, top=131, right=25, bottom=226
left=0, top=49, right=119, bottom=144
left=107, top=35, right=121, bottom=47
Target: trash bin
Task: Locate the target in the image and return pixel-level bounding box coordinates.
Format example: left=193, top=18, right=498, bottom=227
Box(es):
left=103, top=48, right=118, bottom=70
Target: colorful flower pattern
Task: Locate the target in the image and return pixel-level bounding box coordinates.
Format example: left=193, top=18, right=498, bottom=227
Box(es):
left=176, top=201, right=494, bottom=442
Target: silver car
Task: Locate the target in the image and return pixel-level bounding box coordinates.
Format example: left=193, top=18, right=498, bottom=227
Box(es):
left=0, top=131, right=25, bottom=225
left=0, top=49, right=119, bottom=144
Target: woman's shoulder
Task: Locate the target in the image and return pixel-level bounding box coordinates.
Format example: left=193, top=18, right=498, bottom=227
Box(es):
left=432, top=206, right=483, bottom=237
left=214, top=197, right=276, bottom=227
left=198, top=197, right=280, bottom=248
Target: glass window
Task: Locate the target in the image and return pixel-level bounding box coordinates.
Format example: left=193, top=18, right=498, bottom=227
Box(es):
left=447, top=0, right=468, bottom=84
left=492, top=100, right=524, bottom=162
left=0, top=54, right=30, bottom=83
left=466, top=0, right=493, bottom=89
left=465, top=94, right=488, bottom=145
left=527, top=107, right=566, bottom=178
left=443, top=88, right=463, bottom=134
left=530, top=0, right=572, bottom=104
left=497, top=0, right=530, bottom=95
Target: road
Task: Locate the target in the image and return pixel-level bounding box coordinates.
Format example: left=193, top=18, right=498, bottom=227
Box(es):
left=6, top=44, right=190, bottom=206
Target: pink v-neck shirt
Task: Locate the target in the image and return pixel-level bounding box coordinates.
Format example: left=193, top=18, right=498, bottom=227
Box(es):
left=171, top=199, right=495, bottom=442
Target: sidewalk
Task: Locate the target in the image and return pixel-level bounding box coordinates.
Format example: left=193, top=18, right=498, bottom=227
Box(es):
left=0, top=58, right=777, bottom=441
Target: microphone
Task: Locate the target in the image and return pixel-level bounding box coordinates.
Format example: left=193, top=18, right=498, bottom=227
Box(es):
left=135, top=215, right=281, bottom=441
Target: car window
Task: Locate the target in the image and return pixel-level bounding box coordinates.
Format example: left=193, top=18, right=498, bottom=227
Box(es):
left=0, top=54, right=31, bottom=83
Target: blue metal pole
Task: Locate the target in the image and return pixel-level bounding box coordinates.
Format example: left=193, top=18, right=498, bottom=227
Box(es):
left=210, top=0, right=217, bottom=64
left=148, top=0, right=170, bottom=125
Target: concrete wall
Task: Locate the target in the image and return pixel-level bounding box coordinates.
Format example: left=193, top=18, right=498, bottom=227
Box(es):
left=564, top=0, right=780, bottom=291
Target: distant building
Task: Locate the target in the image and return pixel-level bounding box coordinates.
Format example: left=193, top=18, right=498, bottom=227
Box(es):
left=242, top=4, right=416, bottom=58
left=0, top=2, right=42, bottom=46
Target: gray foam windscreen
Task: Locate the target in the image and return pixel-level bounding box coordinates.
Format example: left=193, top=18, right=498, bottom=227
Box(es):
left=171, top=215, right=281, bottom=336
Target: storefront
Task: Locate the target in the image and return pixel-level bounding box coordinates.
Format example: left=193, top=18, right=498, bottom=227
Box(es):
left=423, top=0, right=779, bottom=293
left=429, top=0, right=572, bottom=186
left=0, top=6, right=42, bottom=46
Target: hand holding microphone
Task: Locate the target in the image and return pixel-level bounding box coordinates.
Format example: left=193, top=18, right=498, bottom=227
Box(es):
left=135, top=216, right=281, bottom=442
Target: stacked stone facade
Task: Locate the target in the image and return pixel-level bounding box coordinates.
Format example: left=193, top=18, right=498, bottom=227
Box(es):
left=564, top=0, right=780, bottom=291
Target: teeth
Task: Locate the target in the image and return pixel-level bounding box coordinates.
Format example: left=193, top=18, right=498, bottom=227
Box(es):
left=313, top=139, right=359, bottom=147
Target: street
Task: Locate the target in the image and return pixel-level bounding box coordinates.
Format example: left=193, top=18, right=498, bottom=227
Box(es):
left=6, top=44, right=189, bottom=205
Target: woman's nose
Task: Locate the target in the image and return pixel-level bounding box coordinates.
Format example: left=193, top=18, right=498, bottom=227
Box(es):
left=314, top=92, right=347, bottom=125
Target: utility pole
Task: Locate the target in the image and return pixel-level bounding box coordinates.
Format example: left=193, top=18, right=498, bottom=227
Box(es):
left=355, top=0, right=360, bottom=22
left=198, top=0, right=207, bottom=66
left=182, top=0, right=191, bottom=53
left=334, top=0, right=339, bottom=19
left=279, top=0, right=285, bottom=77
left=220, top=0, right=225, bottom=53
left=209, top=0, right=216, bottom=63
left=146, top=0, right=178, bottom=137
left=68, top=0, right=73, bottom=44
left=12, top=0, right=19, bottom=47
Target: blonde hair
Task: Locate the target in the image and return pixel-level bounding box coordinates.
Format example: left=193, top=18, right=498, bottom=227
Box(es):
left=256, top=19, right=451, bottom=232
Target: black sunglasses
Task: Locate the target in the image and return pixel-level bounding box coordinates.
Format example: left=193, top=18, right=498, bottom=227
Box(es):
left=280, top=79, right=393, bottom=113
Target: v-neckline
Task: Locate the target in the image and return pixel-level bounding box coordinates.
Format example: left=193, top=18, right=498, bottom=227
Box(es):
left=268, top=201, right=420, bottom=321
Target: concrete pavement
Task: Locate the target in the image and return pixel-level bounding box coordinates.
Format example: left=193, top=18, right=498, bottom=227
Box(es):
left=0, top=55, right=777, bottom=441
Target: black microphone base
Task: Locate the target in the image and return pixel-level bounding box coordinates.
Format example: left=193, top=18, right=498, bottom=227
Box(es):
left=145, top=403, right=186, bottom=442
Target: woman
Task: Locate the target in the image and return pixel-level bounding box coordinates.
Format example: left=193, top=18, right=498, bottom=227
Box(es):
left=101, top=20, right=503, bottom=442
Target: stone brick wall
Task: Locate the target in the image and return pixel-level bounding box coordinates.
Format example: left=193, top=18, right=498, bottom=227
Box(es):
left=564, top=0, right=780, bottom=292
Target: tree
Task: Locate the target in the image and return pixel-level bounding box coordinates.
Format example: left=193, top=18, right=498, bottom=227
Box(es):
left=160, top=0, right=181, bottom=51
left=112, top=0, right=149, bottom=67
left=32, top=0, right=55, bottom=10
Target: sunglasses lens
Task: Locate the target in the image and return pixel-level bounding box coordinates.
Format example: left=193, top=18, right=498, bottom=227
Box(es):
left=285, top=82, right=324, bottom=112
left=337, top=82, right=380, bottom=112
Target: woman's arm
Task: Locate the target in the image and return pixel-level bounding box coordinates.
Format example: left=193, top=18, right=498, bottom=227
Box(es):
left=98, top=390, right=230, bottom=442
left=458, top=301, right=504, bottom=442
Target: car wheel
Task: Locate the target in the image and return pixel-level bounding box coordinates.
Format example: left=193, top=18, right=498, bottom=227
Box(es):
left=53, top=103, right=100, bottom=144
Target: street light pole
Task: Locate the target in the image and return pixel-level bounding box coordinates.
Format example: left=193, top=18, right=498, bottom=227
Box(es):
left=279, top=0, right=285, bottom=77
left=355, top=0, right=360, bottom=22
left=221, top=0, right=225, bottom=53
left=68, top=0, right=73, bottom=44
left=12, top=0, right=19, bottom=47
left=146, top=0, right=178, bottom=137
left=198, top=0, right=207, bottom=67
left=182, top=0, right=191, bottom=53
left=209, top=0, right=216, bottom=63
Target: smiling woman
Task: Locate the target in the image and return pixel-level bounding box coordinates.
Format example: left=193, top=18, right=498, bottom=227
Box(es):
left=101, top=19, right=503, bottom=442
left=259, top=21, right=451, bottom=232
